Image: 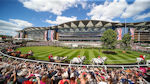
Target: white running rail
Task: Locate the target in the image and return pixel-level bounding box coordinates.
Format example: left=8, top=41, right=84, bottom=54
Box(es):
left=0, top=51, right=148, bottom=68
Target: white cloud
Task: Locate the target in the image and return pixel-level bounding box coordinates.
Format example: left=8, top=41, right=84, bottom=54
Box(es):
left=87, top=0, right=128, bottom=22
left=0, top=19, right=33, bottom=36
left=87, top=0, right=150, bottom=22
left=134, top=12, right=150, bottom=20
left=121, top=0, right=150, bottom=18
left=85, top=17, right=88, bottom=20
left=19, top=0, right=87, bottom=15
left=88, top=3, right=96, bottom=9
left=45, top=16, right=77, bottom=25
left=9, top=19, right=33, bottom=28
left=79, top=1, right=87, bottom=9
left=0, top=20, right=19, bottom=31
left=0, top=30, right=17, bottom=36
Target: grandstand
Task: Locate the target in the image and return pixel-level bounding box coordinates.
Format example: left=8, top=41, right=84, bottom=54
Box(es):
left=17, top=20, right=150, bottom=42
left=1, top=20, right=150, bottom=83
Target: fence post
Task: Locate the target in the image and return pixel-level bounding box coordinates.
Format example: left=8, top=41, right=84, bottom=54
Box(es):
left=104, top=65, right=107, bottom=70
left=87, top=65, right=88, bottom=69
left=59, top=64, right=61, bottom=67
left=122, top=66, right=124, bottom=70
left=146, top=60, right=150, bottom=66
left=0, top=51, right=149, bottom=69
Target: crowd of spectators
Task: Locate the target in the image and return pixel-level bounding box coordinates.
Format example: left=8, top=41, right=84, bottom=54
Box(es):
left=1, top=44, right=33, bottom=59
left=0, top=57, right=149, bottom=84
left=26, top=41, right=102, bottom=48
left=0, top=42, right=14, bottom=49
left=26, top=41, right=55, bottom=46
left=131, top=43, right=150, bottom=53
left=0, top=42, right=150, bottom=84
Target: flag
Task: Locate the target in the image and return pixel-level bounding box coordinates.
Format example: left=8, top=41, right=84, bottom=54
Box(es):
left=47, top=30, right=50, bottom=40
left=117, top=28, right=122, bottom=40
left=20, top=32, right=23, bottom=38
left=48, top=30, right=54, bottom=41
left=51, top=30, right=54, bottom=41
left=44, top=30, right=48, bottom=41
left=130, top=28, right=135, bottom=40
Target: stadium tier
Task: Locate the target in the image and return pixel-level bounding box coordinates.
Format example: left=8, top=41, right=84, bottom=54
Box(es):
left=17, top=20, right=150, bottom=42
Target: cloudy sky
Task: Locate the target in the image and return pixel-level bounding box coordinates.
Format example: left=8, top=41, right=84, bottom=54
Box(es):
left=0, top=0, right=150, bottom=36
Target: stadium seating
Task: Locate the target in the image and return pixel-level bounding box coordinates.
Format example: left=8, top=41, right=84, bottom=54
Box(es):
left=131, top=43, right=150, bottom=53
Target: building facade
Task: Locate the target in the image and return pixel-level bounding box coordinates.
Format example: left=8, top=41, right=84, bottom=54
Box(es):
left=17, top=20, right=150, bottom=42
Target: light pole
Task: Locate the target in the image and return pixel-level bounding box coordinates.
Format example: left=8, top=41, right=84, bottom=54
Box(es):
left=125, top=18, right=127, bottom=34
left=125, top=18, right=126, bottom=33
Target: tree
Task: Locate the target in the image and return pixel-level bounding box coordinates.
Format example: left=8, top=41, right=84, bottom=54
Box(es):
left=101, top=29, right=117, bottom=49
left=122, top=33, right=131, bottom=50
left=2, top=36, right=6, bottom=40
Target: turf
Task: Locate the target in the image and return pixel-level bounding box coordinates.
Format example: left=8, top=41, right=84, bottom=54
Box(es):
left=15, top=46, right=150, bottom=64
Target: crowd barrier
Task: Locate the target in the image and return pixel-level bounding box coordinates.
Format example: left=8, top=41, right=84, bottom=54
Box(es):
left=1, top=50, right=150, bottom=83
left=1, top=43, right=150, bottom=83
left=143, top=78, right=150, bottom=84
left=0, top=51, right=149, bottom=68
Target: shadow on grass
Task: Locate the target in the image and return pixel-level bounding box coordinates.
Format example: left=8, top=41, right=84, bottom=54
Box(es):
left=102, top=51, right=117, bottom=55
left=126, top=51, right=132, bottom=54
left=28, top=56, right=36, bottom=60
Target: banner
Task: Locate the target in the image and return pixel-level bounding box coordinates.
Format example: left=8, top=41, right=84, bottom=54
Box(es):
left=44, top=30, right=48, bottom=41
left=48, top=30, right=54, bottom=41
left=130, top=28, right=135, bottom=40
left=20, top=32, right=23, bottom=38
left=117, top=28, right=122, bottom=40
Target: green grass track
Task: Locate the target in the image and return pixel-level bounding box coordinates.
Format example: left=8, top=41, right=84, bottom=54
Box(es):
left=16, top=46, right=150, bottom=64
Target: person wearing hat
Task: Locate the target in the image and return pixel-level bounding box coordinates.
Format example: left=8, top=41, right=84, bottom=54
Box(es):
left=88, top=72, right=97, bottom=84
left=58, top=72, right=69, bottom=84
left=23, top=75, right=35, bottom=84
left=16, top=69, right=28, bottom=84
left=70, top=72, right=77, bottom=84
left=78, top=72, right=88, bottom=84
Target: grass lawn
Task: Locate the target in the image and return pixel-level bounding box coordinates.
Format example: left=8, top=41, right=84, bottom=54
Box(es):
left=16, top=46, right=150, bottom=64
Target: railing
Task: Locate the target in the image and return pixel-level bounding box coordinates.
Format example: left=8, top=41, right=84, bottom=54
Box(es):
left=0, top=51, right=149, bottom=68
left=1, top=51, right=150, bottom=84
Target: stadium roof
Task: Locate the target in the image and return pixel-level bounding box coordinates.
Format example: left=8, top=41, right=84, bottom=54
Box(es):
left=18, top=20, right=150, bottom=32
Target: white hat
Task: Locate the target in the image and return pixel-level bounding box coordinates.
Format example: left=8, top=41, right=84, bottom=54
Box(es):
left=62, top=72, right=68, bottom=79
left=70, top=73, right=74, bottom=78
left=34, top=74, right=41, bottom=77
left=17, top=69, right=28, bottom=76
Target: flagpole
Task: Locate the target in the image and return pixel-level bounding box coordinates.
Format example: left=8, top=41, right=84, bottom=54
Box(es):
left=125, top=18, right=126, bottom=33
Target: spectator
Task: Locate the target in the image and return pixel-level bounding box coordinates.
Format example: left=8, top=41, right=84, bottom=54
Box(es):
left=58, top=72, right=69, bottom=84
left=0, top=43, right=149, bottom=84
left=70, top=73, right=77, bottom=84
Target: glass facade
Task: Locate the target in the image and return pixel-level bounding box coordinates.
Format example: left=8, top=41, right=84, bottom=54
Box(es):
left=26, top=30, right=45, bottom=41
left=58, top=28, right=106, bottom=41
